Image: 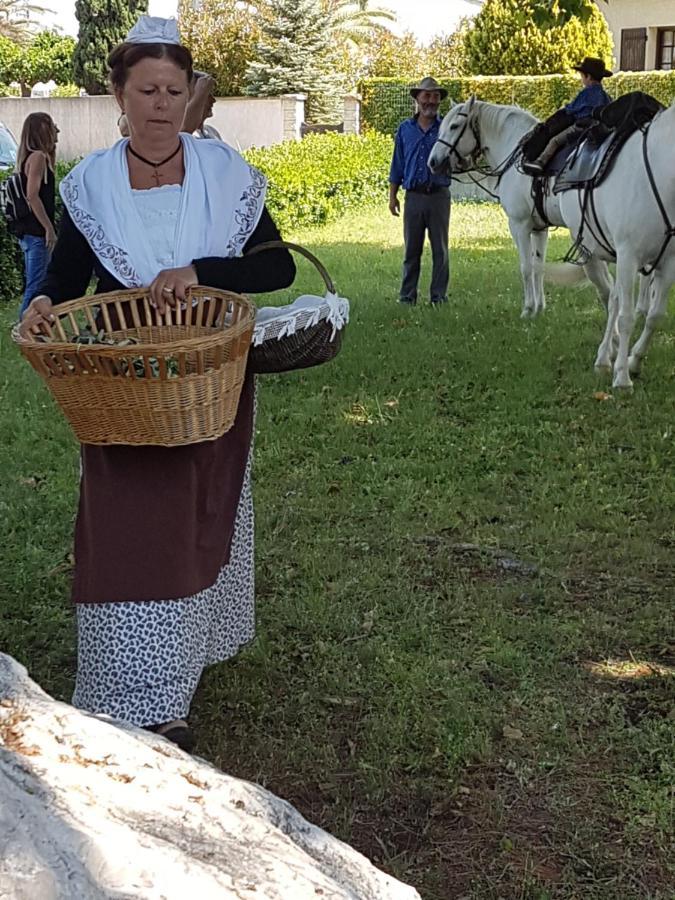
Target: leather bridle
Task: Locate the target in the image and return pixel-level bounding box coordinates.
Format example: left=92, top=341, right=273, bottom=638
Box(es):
left=435, top=110, right=482, bottom=173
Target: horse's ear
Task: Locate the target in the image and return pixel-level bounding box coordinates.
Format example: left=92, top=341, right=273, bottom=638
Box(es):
left=467, top=94, right=477, bottom=112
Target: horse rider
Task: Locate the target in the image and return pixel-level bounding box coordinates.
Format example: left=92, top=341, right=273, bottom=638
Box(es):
left=389, top=76, right=452, bottom=306
left=522, top=57, right=613, bottom=176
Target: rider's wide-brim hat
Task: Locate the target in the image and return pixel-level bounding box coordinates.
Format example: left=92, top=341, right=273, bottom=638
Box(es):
left=409, top=77, right=448, bottom=100
left=573, top=57, right=613, bottom=80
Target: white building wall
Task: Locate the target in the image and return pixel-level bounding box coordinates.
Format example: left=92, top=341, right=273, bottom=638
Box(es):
left=597, top=0, right=675, bottom=71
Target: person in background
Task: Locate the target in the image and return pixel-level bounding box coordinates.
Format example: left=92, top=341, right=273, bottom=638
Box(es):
left=522, top=57, right=613, bottom=176
left=15, top=112, right=59, bottom=316
left=389, top=77, right=451, bottom=306
left=183, top=71, right=222, bottom=139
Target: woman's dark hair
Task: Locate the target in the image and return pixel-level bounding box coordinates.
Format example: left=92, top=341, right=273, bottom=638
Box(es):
left=108, top=42, right=193, bottom=91
left=17, top=112, right=58, bottom=171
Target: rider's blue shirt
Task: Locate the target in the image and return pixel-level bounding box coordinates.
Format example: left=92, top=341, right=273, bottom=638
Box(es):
left=564, top=83, right=611, bottom=120
left=389, top=116, right=451, bottom=190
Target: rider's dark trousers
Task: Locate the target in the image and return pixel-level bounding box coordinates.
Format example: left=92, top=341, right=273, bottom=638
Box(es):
left=400, top=187, right=451, bottom=303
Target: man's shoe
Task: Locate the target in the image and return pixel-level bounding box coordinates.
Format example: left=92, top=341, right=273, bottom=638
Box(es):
left=522, top=159, right=545, bottom=176
left=398, top=297, right=417, bottom=306
left=430, top=297, right=448, bottom=305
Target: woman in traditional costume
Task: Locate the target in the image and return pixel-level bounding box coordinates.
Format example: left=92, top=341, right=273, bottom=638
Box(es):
left=19, top=16, right=295, bottom=752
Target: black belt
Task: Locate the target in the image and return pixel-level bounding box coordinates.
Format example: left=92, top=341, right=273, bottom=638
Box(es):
left=406, top=184, right=448, bottom=194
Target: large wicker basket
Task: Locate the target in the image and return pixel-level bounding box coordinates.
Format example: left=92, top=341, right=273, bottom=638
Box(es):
left=12, top=286, right=256, bottom=447
left=246, top=240, right=347, bottom=375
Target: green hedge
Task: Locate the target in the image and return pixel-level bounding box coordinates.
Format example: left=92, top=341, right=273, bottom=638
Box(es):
left=244, top=132, right=393, bottom=235
left=360, top=71, right=675, bottom=135
left=0, top=133, right=392, bottom=303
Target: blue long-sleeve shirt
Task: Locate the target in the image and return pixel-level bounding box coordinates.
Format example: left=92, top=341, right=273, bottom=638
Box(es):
left=389, top=116, right=451, bottom=190
left=564, top=83, right=611, bottom=120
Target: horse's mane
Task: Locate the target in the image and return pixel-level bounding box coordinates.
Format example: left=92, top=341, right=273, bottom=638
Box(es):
left=476, top=100, right=538, bottom=134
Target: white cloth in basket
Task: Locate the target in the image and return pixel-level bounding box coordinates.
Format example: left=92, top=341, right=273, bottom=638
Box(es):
left=253, top=293, right=350, bottom=346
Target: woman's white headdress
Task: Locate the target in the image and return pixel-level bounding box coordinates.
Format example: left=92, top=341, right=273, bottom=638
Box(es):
left=125, top=15, right=181, bottom=45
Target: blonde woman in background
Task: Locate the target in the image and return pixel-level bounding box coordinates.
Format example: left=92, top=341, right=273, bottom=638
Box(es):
left=15, top=112, right=59, bottom=315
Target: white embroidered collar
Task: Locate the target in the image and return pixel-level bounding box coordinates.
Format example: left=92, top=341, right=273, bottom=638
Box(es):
left=60, top=134, right=266, bottom=288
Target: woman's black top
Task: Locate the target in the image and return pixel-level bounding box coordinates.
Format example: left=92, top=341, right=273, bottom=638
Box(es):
left=38, top=205, right=295, bottom=303
left=17, top=156, right=56, bottom=238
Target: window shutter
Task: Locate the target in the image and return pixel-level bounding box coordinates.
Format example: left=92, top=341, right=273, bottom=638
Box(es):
left=620, top=28, right=647, bottom=71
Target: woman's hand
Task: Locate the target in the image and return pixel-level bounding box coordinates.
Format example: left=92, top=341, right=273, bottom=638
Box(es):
left=45, top=225, right=57, bottom=253
left=18, top=294, right=55, bottom=337
left=148, top=265, right=198, bottom=313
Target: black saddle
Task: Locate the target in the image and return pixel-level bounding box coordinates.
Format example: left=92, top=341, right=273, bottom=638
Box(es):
left=553, top=91, right=664, bottom=194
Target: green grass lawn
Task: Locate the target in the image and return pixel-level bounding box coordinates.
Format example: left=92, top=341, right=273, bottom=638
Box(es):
left=1, top=202, right=673, bottom=899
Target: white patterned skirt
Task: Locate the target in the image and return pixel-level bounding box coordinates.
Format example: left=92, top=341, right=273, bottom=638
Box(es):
left=72, top=462, right=255, bottom=728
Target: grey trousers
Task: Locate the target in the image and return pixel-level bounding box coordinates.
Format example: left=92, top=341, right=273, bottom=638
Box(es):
left=400, top=188, right=451, bottom=303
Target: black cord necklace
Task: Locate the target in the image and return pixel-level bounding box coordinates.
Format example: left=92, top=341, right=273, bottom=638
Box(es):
left=127, top=142, right=182, bottom=186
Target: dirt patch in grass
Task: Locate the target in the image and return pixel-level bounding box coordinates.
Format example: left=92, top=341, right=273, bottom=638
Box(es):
left=266, top=750, right=672, bottom=900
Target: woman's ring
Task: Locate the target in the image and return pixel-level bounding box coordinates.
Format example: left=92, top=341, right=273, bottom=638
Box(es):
left=162, top=286, right=174, bottom=295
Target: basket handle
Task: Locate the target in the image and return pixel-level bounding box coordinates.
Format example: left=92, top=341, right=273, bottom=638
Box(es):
left=244, top=240, right=336, bottom=295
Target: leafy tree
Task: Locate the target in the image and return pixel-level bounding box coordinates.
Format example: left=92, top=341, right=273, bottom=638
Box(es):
left=0, top=32, right=22, bottom=83
left=361, top=30, right=425, bottom=81
left=463, top=0, right=613, bottom=76
left=0, top=31, right=76, bottom=95
left=24, top=31, right=76, bottom=86
left=73, top=0, right=148, bottom=95
left=245, top=0, right=342, bottom=123
left=424, top=23, right=471, bottom=78
left=178, top=0, right=264, bottom=97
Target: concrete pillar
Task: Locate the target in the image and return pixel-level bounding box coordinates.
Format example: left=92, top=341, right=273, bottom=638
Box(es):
left=280, top=94, right=307, bottom=142
left=343, top=93, right=361, bottom=134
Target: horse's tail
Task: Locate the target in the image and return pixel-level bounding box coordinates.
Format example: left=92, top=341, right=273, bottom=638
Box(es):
left=544, top=262, right=587, bottom=285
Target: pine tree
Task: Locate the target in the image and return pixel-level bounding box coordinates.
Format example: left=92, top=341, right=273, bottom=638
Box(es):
left=73, top=0, right=148, bottom=95
left=245, top=0, right=341, bottom=123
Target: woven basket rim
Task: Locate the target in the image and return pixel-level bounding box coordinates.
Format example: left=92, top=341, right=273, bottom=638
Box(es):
left=12, top=285, right=257, bottom=354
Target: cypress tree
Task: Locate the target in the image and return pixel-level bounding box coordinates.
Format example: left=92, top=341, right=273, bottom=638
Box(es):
left=73, top=0, right=148, bottom=95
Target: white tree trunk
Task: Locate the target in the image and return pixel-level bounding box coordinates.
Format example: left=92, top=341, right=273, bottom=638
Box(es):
left=0, top=654, right=420, bottom=900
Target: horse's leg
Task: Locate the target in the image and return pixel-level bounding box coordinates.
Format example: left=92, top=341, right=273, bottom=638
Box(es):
left=629, top=264, right=672, bottom=376
left=636, top=272, right=652, bottom=317
left=595, top=284, right=619, bottom=374
left=530, top=228, right=549, bottom=315
left=508, top=219, right=535, bottom=317
left=582, top=257, right=613, bottom=310
left=612, top=253, right=639, bottom=390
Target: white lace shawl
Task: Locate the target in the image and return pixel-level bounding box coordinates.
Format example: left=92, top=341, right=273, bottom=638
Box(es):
left=59, top=134, right=266, bottom=288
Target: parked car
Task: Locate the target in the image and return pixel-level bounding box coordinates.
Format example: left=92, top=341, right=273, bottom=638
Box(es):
left=0, top=122, right=18, bottom=171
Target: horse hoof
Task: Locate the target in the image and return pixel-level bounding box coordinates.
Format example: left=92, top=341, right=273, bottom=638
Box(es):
left=612, top=375, right=634, bottom=392
left=628, top=355, right=642, bottom=376
left=594, top=361, right=612, bottom=375
left=520, top=309, right=533, bottom=319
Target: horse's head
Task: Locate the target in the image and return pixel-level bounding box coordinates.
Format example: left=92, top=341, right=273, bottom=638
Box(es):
left=428, top=95, right=480, bottom=175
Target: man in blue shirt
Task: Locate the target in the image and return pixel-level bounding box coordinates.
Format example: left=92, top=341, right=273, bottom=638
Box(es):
left=523, top=57, right=612, bottom=176
left=389, top=77, right=451, bottom=305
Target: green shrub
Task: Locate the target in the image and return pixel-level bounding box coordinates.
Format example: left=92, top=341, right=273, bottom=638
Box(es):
left=244, top=132, right=393, bottom=234
left=0, top=160, right=80, bottom=305
left=0, top=173, right=24, bottom=304
left=51, top=84, right=81, bottom=98
left=360, top=71, right=675, bottom=135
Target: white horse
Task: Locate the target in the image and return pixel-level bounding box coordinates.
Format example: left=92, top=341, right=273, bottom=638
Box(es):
left=553, top=104, right=675, bottom=388
left=427, top=97, right=613, bottom=319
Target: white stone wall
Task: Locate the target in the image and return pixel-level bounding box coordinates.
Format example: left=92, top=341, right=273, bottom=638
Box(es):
left=597, top=0, right=675, bottom=71
left=0, top=94, right=309, bottom=159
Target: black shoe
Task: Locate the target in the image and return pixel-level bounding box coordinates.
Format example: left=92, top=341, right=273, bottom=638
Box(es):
left=522, top=160, right=545, bottom=176
left=147, top=721, right=195, bottom=753
left=430, top=297, right=448, bottom=305
left=399, top=297, right=417, bottom=306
